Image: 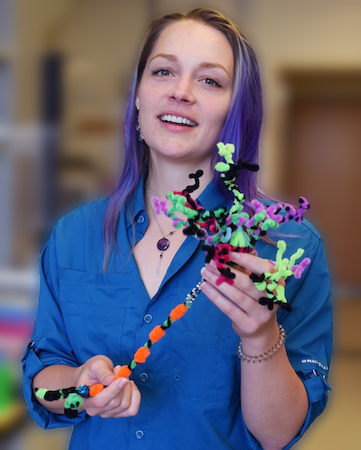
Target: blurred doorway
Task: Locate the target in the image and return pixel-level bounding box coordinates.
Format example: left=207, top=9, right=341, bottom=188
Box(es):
left=279, top=72, right=361, bottom=450
left=281, top=71, right=361, bottom=297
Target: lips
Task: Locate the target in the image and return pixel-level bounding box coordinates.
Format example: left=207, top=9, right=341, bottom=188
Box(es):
left=159, top=114, right=197, bottom=127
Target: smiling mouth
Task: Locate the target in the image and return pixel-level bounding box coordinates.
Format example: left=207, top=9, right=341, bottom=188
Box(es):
left=159, top=115, right=197, bottom=127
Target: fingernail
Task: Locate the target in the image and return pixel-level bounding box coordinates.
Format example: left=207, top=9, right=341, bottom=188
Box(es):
left=118, top=378, right=128, bottom=389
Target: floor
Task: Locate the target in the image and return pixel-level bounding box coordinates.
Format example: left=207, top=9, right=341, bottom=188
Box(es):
left=2, top=298, right=360, bottom=450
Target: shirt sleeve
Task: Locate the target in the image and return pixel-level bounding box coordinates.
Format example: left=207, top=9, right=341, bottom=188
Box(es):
left=240, top=232, right=332, bottom=450
left=22, top=227, right=87, bottom=429
left=279, top=235, right=332, bottom=449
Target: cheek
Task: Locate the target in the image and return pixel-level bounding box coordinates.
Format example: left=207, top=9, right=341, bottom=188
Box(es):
left=138, top=101, right=154, bottom=130
left=138, top=89, right=159, bottom=121
left=209, top=110, right=229, bottom=135
left=136, top=82, right=151, bottom=112
left=210, top=97, right=232, bottom=130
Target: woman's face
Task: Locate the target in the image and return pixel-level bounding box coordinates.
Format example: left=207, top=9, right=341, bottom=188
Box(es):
left=135, top=20, right=234, bottom=166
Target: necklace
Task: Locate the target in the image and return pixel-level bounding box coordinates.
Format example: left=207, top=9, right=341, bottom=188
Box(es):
left=147, top=195, right=178, bottom=275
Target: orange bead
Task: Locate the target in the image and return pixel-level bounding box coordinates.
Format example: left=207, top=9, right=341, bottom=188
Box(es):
left=170, top=303, right=188, bottom=321
left=134, top=346, right=151, bottom=363
left=115, top=365, right=131, bottom=379
left=89, top=383, right=104, bottom=397
left=149, top=325, right=165, bottom=343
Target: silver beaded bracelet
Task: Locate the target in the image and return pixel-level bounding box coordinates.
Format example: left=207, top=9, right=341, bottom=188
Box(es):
left=236, top=324, right=286, bottom=363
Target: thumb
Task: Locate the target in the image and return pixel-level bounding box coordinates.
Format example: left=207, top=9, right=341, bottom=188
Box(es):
left=90, top=357, right=116, bottom=386
left=101, top=371, right=116, bottom=386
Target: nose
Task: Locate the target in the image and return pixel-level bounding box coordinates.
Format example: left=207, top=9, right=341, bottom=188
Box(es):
left=169, top=77, right=195, bottom=104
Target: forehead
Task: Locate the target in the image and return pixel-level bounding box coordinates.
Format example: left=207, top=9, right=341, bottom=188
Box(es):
left=149, top=20, right=234, bottom=72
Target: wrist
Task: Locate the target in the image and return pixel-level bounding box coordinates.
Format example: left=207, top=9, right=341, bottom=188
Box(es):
left=237, top=323, right=285, bottom=363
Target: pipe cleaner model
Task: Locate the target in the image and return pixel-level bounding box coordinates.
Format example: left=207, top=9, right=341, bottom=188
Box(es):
left=35, top=142, right=310, bottom=418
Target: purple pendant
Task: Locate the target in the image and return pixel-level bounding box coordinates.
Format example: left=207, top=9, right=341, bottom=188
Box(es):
left=157, top=237, right=170, bottom=251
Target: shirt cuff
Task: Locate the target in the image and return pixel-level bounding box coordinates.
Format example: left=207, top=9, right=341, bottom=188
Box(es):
left=22, top=341, right=87, bottom=429
left=240, top=370, right=331, bottom=450
left=283, top=371, right=331, bottom=449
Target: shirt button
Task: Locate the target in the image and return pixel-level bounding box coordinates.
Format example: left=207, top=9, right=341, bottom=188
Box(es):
left=86, top=274, right=93, bottom=282
left=140, top=373, right=148, bottom=382
left=143, top=314, right=153, bottom=324
left=137, top=215, right=145, bottom=224
left=135, top=430, right=144, bottom=439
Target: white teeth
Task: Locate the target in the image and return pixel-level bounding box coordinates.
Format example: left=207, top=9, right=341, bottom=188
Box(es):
left=160, top=115, right=196, bottom=127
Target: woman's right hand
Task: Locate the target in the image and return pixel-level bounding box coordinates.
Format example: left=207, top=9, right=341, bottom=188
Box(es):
left=76, top=355, right=141, bottom=418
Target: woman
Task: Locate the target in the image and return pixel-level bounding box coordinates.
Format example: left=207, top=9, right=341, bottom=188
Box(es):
left=22, top=9, right=332, bottom=450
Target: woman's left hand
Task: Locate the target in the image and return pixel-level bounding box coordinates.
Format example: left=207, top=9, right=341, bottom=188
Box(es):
left=201, top=251, right=281, bottom=350
left=201, top=250, right=309, bottom=449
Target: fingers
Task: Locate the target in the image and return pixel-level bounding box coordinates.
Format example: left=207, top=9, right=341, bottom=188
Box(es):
left=201, top=277, right=250, bottom=323
left=110, top=381, right=141, bottom=418
left=85, top=379, right=141, bottom=418
left=201, top=254, right=279, bottom=336
left=201, top=268, right=268, bottom=320
left=78, top=355, right=141, bottom=419
left=202, top=259, right=262, bottom=305
left=230, top=251, right=275, bottom=275
left=94, top=364, right=116, bottom=387
left=76, top=355, right=117, bottom=390
left=97, top=379, right=130, bottom=418
left=102, top=380, right=141, bottom=418
left=92, top=377, right=129, bottom=407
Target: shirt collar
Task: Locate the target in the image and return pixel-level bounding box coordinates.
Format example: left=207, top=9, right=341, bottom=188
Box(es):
left=196, top=178, right=228, bottom=211
left=125, top=174, right=228, bottom=229
left=125, top=173, right=147, bottom=229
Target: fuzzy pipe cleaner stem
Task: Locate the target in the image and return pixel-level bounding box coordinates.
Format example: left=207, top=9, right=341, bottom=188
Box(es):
left=35, top=280, right=204, bottom=418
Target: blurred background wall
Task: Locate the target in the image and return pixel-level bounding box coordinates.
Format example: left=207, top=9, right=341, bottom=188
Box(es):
left=0, top=0, right=360, bottom=448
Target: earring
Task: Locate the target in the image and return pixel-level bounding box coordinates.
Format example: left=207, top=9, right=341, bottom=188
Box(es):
left=136, top=109, right=144, bottom=142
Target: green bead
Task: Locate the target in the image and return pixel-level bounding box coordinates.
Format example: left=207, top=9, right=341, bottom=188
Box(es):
left=64, top=393, right=82, bottom=410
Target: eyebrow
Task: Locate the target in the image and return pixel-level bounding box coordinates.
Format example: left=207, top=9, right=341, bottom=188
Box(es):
left=149, top=53, right=232, bottom=78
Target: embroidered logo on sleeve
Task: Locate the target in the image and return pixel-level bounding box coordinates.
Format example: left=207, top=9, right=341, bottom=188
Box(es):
left=301, top=358, right=329, bottom=371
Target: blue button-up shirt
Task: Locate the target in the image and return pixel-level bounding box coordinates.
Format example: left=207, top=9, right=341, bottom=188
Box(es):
left=22, top=178, right=332, bottom=449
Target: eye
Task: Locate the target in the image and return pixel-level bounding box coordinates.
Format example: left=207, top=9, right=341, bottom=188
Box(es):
left=202, top=77, right=221, bottom=88
left=152, top=68, right=172, bottom=77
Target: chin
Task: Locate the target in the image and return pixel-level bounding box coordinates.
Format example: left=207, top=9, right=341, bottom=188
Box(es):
left=155, top=147, right=208, bottom=164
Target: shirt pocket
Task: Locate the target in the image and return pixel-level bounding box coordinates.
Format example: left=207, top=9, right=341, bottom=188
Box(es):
left=59, top=268, right=131, bottom=364
left=170, top=331, right=240, bottom=402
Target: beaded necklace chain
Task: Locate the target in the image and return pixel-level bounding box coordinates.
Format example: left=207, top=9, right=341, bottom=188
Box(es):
left=35, top=142, right=311, bottom=418
left=147, top=194, right=178, bottom=275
